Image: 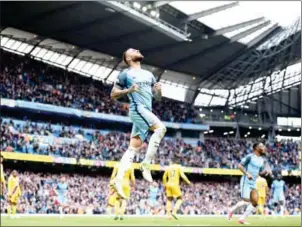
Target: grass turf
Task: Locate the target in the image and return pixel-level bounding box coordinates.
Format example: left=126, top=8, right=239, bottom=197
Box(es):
left=0, top=216, right=300, bottom=226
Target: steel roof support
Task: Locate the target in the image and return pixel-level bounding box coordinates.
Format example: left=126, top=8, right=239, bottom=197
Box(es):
left=194, top=24, right=279, bottom=92
left=182, top=1, right=239, bottom=23
left=104, top=60, right=122, bottom=81
left=213, top=17, right=265, bottom=36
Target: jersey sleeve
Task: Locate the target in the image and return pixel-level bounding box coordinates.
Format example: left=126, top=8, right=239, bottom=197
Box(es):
left=114, top=71, right=127, bottom=89
left=240, top=154, right=252, bottom=166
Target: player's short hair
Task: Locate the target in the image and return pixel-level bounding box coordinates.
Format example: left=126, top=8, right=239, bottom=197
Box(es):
left=253, top=142, right=261, bottom=150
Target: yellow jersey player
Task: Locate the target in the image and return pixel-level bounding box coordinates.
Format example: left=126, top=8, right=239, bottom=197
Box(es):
left=0, top=155, right=6, bottom=197
left=256, top=175, right=268, bottom=215
left=7, top=170, right=22, bottom=218
left=163, top=158, right=190, bottom=220
left=107, top=163, right=135, bottom=220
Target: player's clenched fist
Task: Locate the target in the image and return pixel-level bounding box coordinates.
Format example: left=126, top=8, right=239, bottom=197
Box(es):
left=128, top=84, right=139, bottom=93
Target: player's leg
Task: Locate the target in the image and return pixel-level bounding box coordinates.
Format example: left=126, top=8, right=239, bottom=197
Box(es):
left=7, top=200, right=12, bottom=218
left=139, top=107, right=166, bottom=182
left=171, top=187, right=182, bottom=219
left=228, top=178, right=250, bottom=220
left=119, top=185, right=130, bottom=220
left=257, top=197, right=265, bottom=216
left=279, top=200, right=285, bottom=216
left=239, top=188, right=258, bottom=224
left=107, top=190, right=117, bottom=215
left=165, top=185, right=173, bottom=217
left=119, top=199, right=127, bottom=220
left=114, top=198, right=121, bottom=220
left=112, top=135, right=141, bottom=198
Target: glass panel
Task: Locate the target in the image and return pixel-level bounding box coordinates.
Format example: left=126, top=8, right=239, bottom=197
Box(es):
left=68, top=58, right=80, bottom=69
left=81, top=62, right=93, bottom=74
left=49, top=53, right=60, bottom=62
left=62, top=56, right=72, bottom=66
left=210, top=97, right=226, bottom=106
left=4, top=39, right=15, bottom=48
left=10, top=41, right=22, bottom=50
left=194, top=93, right=212, bottom=106
left=107, top=70, right=120, bottom=83
left=43, top=50, right=55, bottom=61
left=88, top=64, right=100, bottom=75
left=161, top=82, right=186, bottom=102
left=74, top=60, right=87, bottom=71
left=0, top=37, right=9, bottom=46
left=23, top=45, right=34, bottom=54
left=35, top=48, right=48, bottom=58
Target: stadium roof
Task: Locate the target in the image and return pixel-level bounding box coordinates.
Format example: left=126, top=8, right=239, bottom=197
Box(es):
left=0, top=1, right=301, bottom=107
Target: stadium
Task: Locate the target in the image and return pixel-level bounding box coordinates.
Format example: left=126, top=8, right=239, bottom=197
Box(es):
left=0, top=1, right=301, bottom=226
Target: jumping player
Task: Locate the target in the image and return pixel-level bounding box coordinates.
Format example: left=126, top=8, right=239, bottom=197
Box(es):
left=271, top=174, right=286, bottom=216
left=163, top=157, right=191, bottom=220
left=256, top=175, right=268, bottom=215
left=110, top=48, right=166, bottom=198
left=228, top=142, right=271, bottom=224
left=7, top=170, right=21, bottom=218
left=107, top=163, right=135, bottom=220
left=0, top=155, right=6, bottom=197
left=55, top=176, right=69, bottom=218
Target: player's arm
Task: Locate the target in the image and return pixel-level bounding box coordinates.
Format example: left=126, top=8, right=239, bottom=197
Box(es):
left=110, top=71, right=138, bottom=100
left=238, top=154, right=253, bottom=180
left=162, top=169, right=168, bottom=186
left=110, top=166, right=118, bottom=180
left=1, top=174, right=6, bottom=193
left=152, top=76, right=162, bottom=101
left=130, top=168, right=135, bottom=188
left=259, top=160, right=271, bottom=176
left=180, top=168, right=191, bottom=185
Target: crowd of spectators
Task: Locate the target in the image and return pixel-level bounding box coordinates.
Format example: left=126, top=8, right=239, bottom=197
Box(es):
left=1, top=118, right=300, bottom=172
left=0, top=171, right=300, bottom=215
left=0, top=50, right=200, bottom=124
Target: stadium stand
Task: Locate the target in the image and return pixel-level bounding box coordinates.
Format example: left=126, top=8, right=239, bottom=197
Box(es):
left=0, top=51, right=201, bottom=124
left=1, top=118, right=300, bottom=171
left=0, top=170, right=301, bottom=215
left=0, top=2, right=301, bottom=224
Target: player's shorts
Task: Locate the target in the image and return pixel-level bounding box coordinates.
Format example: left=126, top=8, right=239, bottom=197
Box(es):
left=258, top=196, right=266, bottom=206
left=57, top=196, right=68, bottom=205
left=148, top=198, right=157, bottom=207
left=240, top=176, right=256, bottom=200
left=273, top=193, right=285, bottom=203
left=165, top=184, right=182, bottom=198
left=9, top=195, right=20, bottom=204
left=129, top=105, right=161, bottom=141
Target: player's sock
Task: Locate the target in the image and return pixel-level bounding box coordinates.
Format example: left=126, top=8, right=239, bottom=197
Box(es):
left=230, top=200, right=249, bottom=213
left=7, top=204, right=12, bottom=216
left=115, top=147, right=137, bottom=181
left=240, top=204, right=256, bottom=220
left=106, top=206, right=112, bottom=215
left=143, top=125, right=166, bottom=164
left=258, top=205, right=264, bottom=215
left=119, top=200, right=127, bottom=216
left=12, top=205, right=17, bottom=216
left=114, top=200, right=120, bottom=216
left=280, top=205, right=285, bottom=216
left=166, top=200, right=172, bottom=216
left=173, top=199, right=183, bottom=215
left=59, top=206, right=63, bottom=216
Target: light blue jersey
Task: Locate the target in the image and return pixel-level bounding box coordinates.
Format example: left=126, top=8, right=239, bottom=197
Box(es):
left=148, top=186, right=159, bottom=207
left=240, top=153, right=266, bottom=199
left=272, top=180, right=286, bottom=202
left=56, top=182, right=68, bottom=204
left=116, top=68, right=156, bottom=111
left=115, top=68, right=161, bottom=141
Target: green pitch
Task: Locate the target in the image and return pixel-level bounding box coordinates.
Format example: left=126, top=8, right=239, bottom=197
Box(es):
left=1, top=216, right=300, bottom=226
